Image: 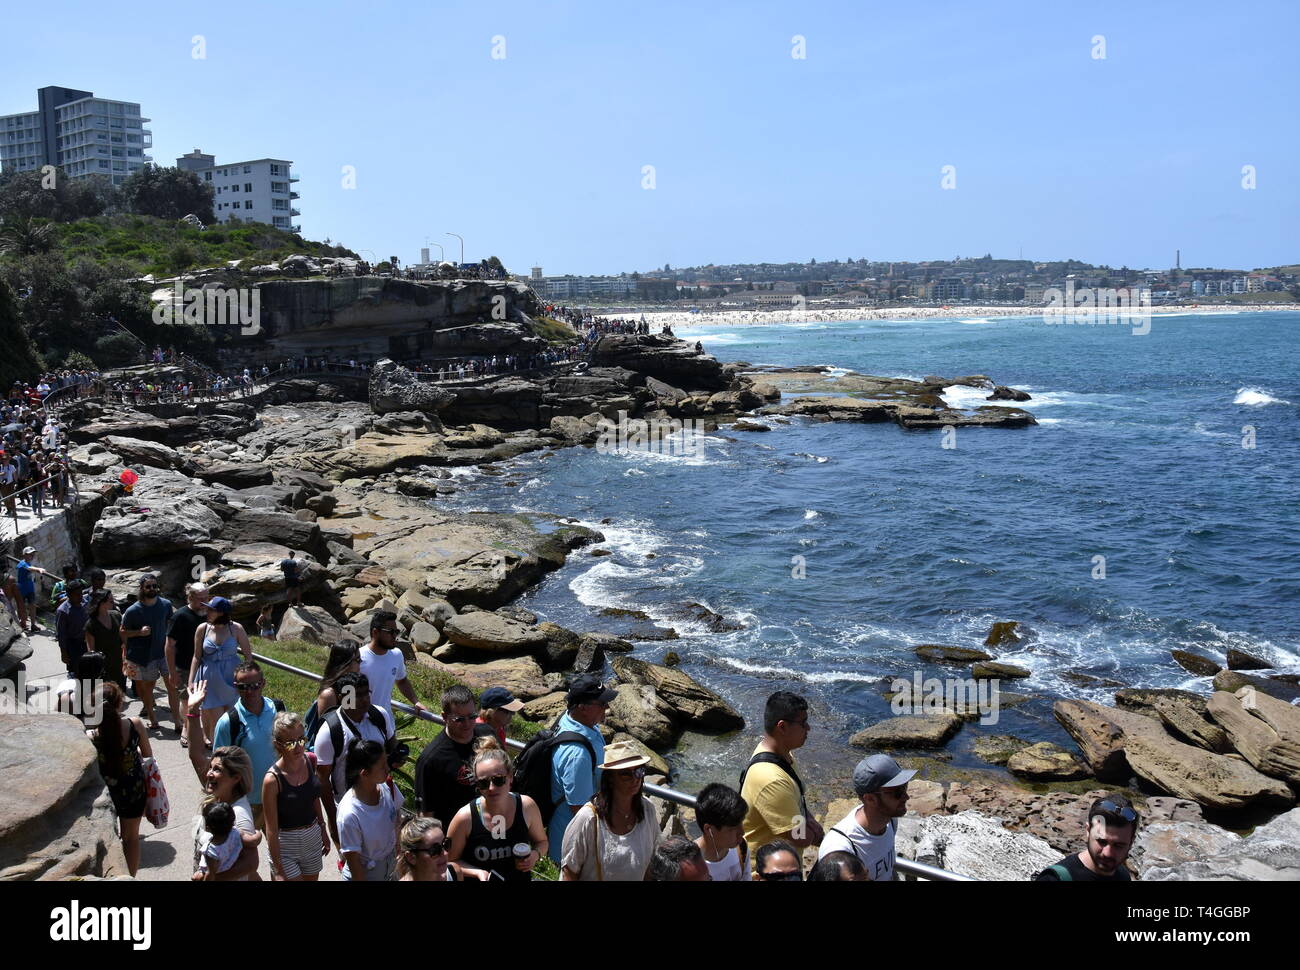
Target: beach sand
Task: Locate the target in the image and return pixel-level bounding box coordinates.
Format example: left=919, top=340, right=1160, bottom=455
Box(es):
left=617, top=303, right=1293, bottom=331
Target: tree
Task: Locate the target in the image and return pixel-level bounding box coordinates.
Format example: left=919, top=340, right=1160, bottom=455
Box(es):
left=119, top=165, right=215, bottom=223
left=0, top=168, right=116, bottom=223
left=485, top=255, right=506, bottom=276
left=0, top=216, right=57, bottom=257
left=0, top=280, right=44, bottom=388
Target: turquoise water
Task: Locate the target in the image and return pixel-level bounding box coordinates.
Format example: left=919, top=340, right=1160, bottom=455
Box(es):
left=437, top=311, right=1300, bottom=781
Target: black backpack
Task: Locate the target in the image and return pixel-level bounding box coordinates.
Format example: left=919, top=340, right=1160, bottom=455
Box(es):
left=512, top=724, right=597, bottom=825
left=228, top=697, right=286, bottom=750
left=322, top=706, right=391, bottom=760
left=739, top=751, right=810, bottom=823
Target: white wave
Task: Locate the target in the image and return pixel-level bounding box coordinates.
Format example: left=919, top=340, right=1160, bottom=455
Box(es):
left=823, top=366, right=852, bottom=377
left=715, top=656, right=884, bottom=685
left=939, top=385, right=997, bottom=410
left=1234, top=386, right=1290, bottom=407
left=696, top=332, right=745, bottom=344
left=804, top=509, right=820, bottom=520
left=793, top=452, right=831, bottom=463
left=959, top=317, right=994, bottom=324
left=623, top=467, right=647, bottom=476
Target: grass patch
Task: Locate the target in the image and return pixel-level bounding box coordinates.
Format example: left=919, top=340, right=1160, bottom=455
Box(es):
left=531, top=315, right=578, bottom=344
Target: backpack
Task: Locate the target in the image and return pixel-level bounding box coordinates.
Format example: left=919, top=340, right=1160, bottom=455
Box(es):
left=739, top=751, right=811, bottom=824
left=303, top=698, right=325, bottom=752
left=512, top=723, right=597, bottom=826
left=321, top=706, right=390, bottom=760
left=228, top=698, right=285, bottom=750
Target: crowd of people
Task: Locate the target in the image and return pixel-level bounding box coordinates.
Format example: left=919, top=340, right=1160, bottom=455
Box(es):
left=1, top=384, right=76, bottom=533
left=17, top=552, right=1137, bottom=883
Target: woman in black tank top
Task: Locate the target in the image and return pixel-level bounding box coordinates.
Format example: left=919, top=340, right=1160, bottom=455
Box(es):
left=446, top=736, right=548, bottom=882
left=262, top=713, right=328, bottom=881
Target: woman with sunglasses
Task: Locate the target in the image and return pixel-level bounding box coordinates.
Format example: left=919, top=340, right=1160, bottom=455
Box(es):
left=262, top=712, right=329, bottom=881
left=560, top=741, right=660, bottom=881
left=189, top=596, right=252, bottom=749
left=397, top=816, right=492, bottom=881
left=446, top=736, right=547, bottom=883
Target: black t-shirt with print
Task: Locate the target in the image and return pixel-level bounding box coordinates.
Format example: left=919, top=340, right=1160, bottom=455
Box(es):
left=414, top=723, right=497, bottom=824
left=1035, top=852, right=1132, bottom=881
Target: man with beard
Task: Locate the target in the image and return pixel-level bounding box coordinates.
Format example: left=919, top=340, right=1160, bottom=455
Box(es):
left=817, top=753, right=915, bottom=882
left=1035, top=794, right=1137, bottom=881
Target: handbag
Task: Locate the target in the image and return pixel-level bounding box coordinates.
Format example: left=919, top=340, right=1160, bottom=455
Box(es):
left=142, top=756, right=170, bottom=828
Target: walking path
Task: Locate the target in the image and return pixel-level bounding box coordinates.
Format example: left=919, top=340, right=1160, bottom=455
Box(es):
left=20, top=621, right=341, bottom=881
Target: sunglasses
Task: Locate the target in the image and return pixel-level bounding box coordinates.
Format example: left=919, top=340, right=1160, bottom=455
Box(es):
left=758, top=869, right=803, bottom=882
left=445, top=714, right=476, bottom=725
left=277, top=737, right=306, bottom=748
left=376, top=627, right=399, bottom=634
left=413, top=841, right=447, bottom=856
left=235, top=681, right=265, bottom=691
left=613, top=766, right=647, bottom=779
left=1095, top=800, right=1138, bottom=823
left=474, top=774, right=509, bottom=791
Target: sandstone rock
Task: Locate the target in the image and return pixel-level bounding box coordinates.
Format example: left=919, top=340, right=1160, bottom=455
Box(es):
left=609, top=732, right=671, bottom=778
left=1226, top=648, right=1271, bottom=671
left=914, top=644, right=994, bottom=664
left=432, top=655, right=549, bottom=701
left=1213, top=669, right=1300, bottom=703
left=195, top=460, right=275, bottom=488
left=610, top=656, right=744, bottom=732
left=407, top=620, right=442, bottom=653
left=907, top=779, right=947, bottom=816
left=1123, top=732, right=1295, bottom=811
left=277, top=605, right=357, bottom=646
left=971, top=661, right=1031, bottom=679
left=1206, top=689, right=1300, bottom=784
left=943, top=783, right=1119, bottom=854
left=341, top=586, right=383, bottom=615
left=606, top=683, right=679, bottom=750
left=206, top=544, right=326, bottom=617
left=520, top=691, right=568, bottom=725
left=588, top=333, right=729, bottom=391
left=1053, top=699, right=1162, bottom=780
left=369, top=358, right=456, bottom=415
left=538, top=621, right=580, bottom=669
left=443, top=424, right=506, bottom=449
left=0, top=714, right=129, bottom=879
left=1141, top=808, right=1300, bottom=880
left=731, top=419, right=770, bottom=431
left=444, top=611, right=547, bottom=655
left=578, top=632, right=635, bottom=655
left=102, top=434, right=196, bottom=472
left=972, top=734, right=1032, bottom=766
left=1130, top=820, right=1241, bottom=877
left=895, top=811, right=1060, bottom=881
left=987, top=385, right=1031, bottom=402
left=571, top=636, right=605, bottom=674
left=1114, top=687, right=1209, bottom=717
left=1170, top=649, right=1221, bottom=677
left=396, top=588, right=456, bottom=630
left=220, top=507, right=330, bottom=562
left=1146, top=695, right=1232, bottom=754
left=1006, top=742, right=1090, bottom=781
left=850, top=713, right=962, bottom=749
left=91, top=497, right=224, bottom=565
left=984, top=620, right=1026, bottom=648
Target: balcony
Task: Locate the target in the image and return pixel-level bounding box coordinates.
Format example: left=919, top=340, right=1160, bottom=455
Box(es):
left=289, top=176, right=299, bottom=182
left=290, top=191, right=299, bottom=199
left=290, top=208, right=300, bottom=216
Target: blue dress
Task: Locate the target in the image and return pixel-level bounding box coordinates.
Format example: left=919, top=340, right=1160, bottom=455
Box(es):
left=198, top=623, right=241, bottom=710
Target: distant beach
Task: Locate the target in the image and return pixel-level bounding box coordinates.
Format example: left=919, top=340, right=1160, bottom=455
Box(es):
left=621, top=303, right=1294, bottom=330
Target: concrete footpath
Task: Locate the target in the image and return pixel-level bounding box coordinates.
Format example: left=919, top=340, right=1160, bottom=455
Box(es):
left=21, top=624, right=342, bottom=881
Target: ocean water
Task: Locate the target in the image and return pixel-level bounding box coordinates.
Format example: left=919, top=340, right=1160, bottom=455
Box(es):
left=432, top=311, right=1300, bottom=790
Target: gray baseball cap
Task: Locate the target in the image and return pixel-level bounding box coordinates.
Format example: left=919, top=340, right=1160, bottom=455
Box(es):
left=852, top=754, right=916, bottom=795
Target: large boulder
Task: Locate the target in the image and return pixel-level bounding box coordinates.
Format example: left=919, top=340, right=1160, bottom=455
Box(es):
left=102, top=434, right=196, bottom=472
left=91, top=496, right=224, bottom=565
left=894, top=811, right=1060, bottom=881
left=1006, top=742, right=1090, bottom=781
left=605, top=683, right=679, bottom=750
left=850, top=712, right=962, bottom=749
left=443, top=611, right=547, bottom=655
left=206, top=544, right=327, bottom=618
left=1206, top=688, right=1300, bottom=785
left=588, top=334, right=730, bottom=391
left=1130, top=820, right=1242, bottom=877
left=520, top=690, right=568, bottom=724
left=195, top=461, right=275, bottom=488
left=1170, top=649, right=1221, bottom=677
left=277, top=606, right=357, bottom=646
left=219, top=507, right=330, bottom=562
left=610, top=656, right=744, bottom=732
left=1213, top=669, right=1300, bottom=704
left=428, top=655, right=549, bottom=700
left=915, top=644, right=993, bottom=664
left=1123, top=732, right=1295, bottom=812
left=1141, top=808, right=1300, bottom=880
left=1052, top=699, right=1160, bottom=780
left=0, top=714, right=129, bottom=879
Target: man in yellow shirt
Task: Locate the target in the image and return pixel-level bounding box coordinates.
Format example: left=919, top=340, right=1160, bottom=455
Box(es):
left=740, top=691, right=824, bottom=870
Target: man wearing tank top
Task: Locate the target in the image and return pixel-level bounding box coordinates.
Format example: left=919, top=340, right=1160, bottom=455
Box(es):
left=817, top=754, right=915, bottom=882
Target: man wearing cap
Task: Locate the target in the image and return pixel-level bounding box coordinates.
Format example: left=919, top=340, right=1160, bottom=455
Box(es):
left=477, top=686, right=524, bottom=746
left=547, top=673, right=615, bottom=864
left=818, top=754, right=915, bottom=881
left=54, top=579, right=89, bottom=674
left=1034, top=794, right=1137, bottom=882
left=15, top=546, right=48, bottom=634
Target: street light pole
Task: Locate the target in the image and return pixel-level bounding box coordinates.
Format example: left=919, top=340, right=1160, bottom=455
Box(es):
left=446, top=232, right=464, bottom=264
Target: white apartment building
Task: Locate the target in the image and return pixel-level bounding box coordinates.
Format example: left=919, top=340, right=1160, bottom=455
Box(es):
left=177, top=149, right=299, bottom=232
left=0, top=85, right=152, bottom=185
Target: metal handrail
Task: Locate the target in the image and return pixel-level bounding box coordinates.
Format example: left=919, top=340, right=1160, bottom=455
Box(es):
left=1, top=472, right=79, bottom=540
left=250, top=650, right=973, bottom=881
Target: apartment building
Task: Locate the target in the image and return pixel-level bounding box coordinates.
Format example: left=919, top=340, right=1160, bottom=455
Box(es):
left=0, top=85, right=152, bottom=185
left=177, top=149, right=300, bottom=232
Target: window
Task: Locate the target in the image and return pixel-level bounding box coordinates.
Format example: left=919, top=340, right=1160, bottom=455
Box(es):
left=204, top=171, right=211, bottom=180
left=243, top=165, right=250, bottom=173
left=245, top=183, right=252, bottom=192
left=231, top=184, right=239, bottom=192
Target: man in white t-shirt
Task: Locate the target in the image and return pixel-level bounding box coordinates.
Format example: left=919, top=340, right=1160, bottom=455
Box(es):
left=818, top=754, right=915, bottom=882
left=314, top=671, right=393, bottom=849
left=359, top=611, right=427, bottom=717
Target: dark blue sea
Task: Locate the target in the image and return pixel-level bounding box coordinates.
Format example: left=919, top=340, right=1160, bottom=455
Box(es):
left=435, top=310, right=1300, bottom=792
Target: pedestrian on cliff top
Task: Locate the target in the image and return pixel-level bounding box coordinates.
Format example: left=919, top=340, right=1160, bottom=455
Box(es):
left=1034, top=794, right=1137, bottom=882
left=818, top=753, right=914, bottom=881
left=739, top=690, right=823, bottom=868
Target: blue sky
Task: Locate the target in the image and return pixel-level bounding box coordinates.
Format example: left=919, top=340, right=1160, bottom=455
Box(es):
left=5, top=0, right=1296, bottom=273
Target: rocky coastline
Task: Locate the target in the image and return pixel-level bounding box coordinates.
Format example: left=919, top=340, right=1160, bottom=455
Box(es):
left=21, top=322, right=1298, bottom=880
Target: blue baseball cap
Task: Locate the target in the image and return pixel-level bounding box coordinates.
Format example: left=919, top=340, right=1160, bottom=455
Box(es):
left=480, top=686, right=524, bottom=712
left=203, top=596, right=233, bottom=615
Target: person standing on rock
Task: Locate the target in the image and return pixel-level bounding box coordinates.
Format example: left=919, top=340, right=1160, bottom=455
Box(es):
left=120, top=573, right=174, bottom=731
left=817, top=754, right=915, bottom=882
left=360, top=611, right=427, bottom=717
left=1034, top=795, right=1137, bottom=882
left=545, top=674, right=615, bottom=864
left=739, top=691, right=824, bottom=869
left=166, top=583, right=208, bottom=746
left=414, top=684, right=495, bottom=827
left=280, top=551, right=303, bottom=608
left=189, top=595, right=252, bottom=746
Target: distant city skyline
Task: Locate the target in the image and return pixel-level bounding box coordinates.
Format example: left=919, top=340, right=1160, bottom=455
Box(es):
left=4, top=0, right=1297, bottom=273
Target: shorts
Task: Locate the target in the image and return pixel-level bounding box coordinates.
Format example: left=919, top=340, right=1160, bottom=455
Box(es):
left=277, top=825, right=324, bottom=879
left=342, top=852, right=396, bottom=882
left=124, top=658, right=163, bottom=682
left=21, top=591, right=35, bottom=607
